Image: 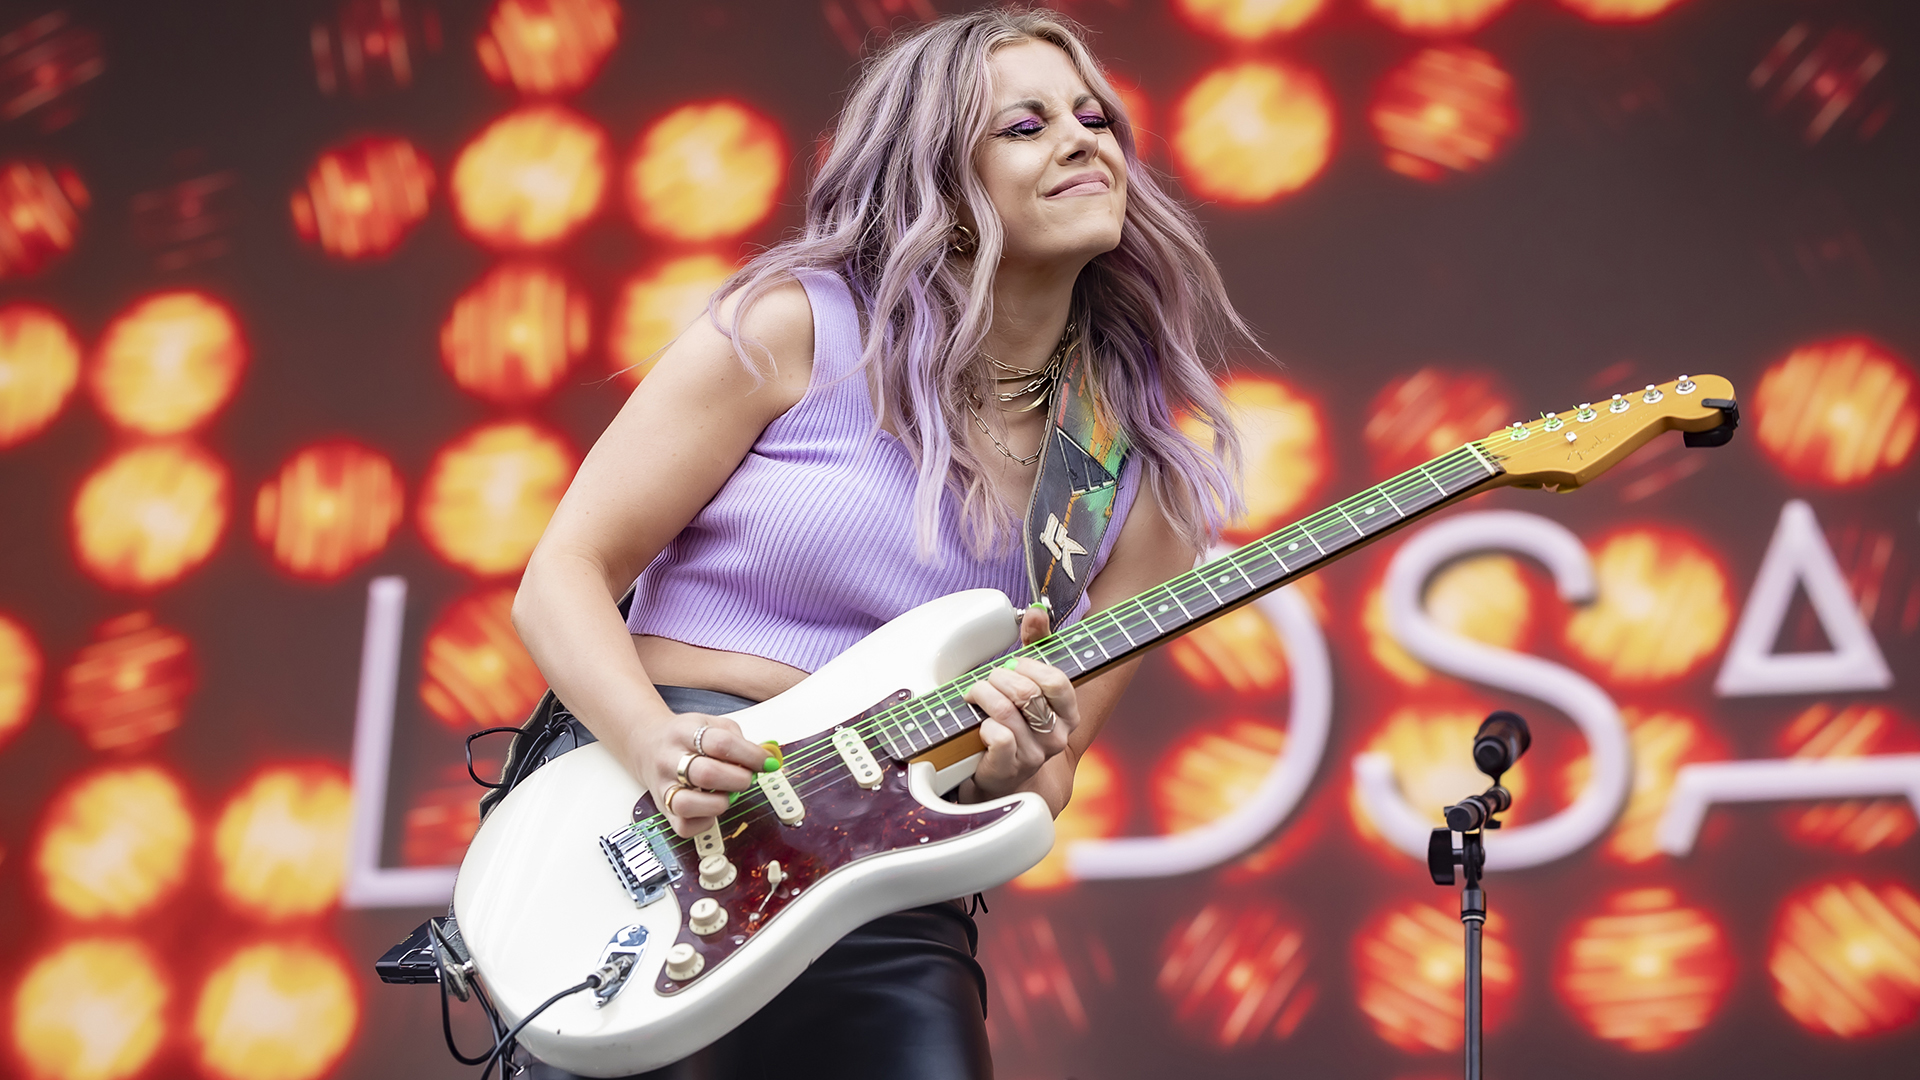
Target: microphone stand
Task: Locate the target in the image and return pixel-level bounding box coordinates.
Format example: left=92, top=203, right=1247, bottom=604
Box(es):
left=1427, top=782, right=1510, bottom=1080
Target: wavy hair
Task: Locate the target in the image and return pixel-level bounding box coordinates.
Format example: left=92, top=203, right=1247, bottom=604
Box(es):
left=714, top=7, right=1252, bottom=556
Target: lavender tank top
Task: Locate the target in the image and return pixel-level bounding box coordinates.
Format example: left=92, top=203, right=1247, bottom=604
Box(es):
left=627, top=270, right=1141, bottom=673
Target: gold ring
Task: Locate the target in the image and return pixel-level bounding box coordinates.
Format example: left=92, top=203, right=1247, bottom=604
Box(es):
left=675, top=751, right=701, bottom=788
left=661, top=782, right=688, bottom=816
left=1021, top=696, right=1056, bottom=734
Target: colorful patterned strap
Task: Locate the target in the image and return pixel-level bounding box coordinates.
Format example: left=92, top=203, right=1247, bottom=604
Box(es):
left=1021, top=334, right=1131, bottom=620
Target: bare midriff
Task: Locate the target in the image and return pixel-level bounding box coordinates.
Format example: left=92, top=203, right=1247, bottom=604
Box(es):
left=631, top=634, right=809, bottom=706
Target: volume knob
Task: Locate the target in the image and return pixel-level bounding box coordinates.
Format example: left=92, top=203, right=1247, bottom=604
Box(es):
left=664, top=942, right=704, bottom=982
left=688, top=897, right=729, bottom=936
left=698, top=855, right=737, bottom=891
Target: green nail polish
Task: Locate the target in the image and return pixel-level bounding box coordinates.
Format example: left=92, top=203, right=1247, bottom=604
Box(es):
left=763, top=756, right=780, bottom=773
left=1000, top=656, right=1020, bottom=670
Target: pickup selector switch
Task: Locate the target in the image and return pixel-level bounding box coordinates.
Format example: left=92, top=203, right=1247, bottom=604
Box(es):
left=698, top=854, right=737, bottom=891
left=688, top=898, right=728, bottom=936
left=664, top=942, right=704, bottom=981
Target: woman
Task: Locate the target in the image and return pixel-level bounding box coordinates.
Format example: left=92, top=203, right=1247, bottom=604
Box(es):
left=512, top=9, right=1253, bottom=1078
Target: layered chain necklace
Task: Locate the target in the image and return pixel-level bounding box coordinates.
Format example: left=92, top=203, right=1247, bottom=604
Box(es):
left=968, top=322, right=1075, bottom=467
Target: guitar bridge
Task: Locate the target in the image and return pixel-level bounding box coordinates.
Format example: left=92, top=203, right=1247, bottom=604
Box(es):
left=599, top=821, right=680, bottom=907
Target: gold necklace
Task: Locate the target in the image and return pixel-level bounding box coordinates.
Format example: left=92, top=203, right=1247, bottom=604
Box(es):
left=970, top=323, right=1075, bottom=465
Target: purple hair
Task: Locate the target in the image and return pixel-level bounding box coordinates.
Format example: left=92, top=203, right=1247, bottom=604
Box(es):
left=715, top=8, right=1252, bottom=555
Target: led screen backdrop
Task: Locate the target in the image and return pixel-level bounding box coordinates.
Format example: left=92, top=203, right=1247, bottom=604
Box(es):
left=0, top=1, right=1916, bottom=1078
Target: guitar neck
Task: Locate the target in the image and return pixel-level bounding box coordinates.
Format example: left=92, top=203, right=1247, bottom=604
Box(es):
left=874, top=441, right=1506, bottom=762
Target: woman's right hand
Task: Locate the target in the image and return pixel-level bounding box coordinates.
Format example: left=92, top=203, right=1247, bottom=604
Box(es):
left=625, top=712, right=771, bottom=837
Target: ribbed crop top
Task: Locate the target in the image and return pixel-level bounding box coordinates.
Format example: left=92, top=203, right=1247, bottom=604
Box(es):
left=626, top=269, right=1141, bottom=673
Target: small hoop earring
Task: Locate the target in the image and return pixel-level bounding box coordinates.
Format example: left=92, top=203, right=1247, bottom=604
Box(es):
left=950, top=224, right=977, bottom=256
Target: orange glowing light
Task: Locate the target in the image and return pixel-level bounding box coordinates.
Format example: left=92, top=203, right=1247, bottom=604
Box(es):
left=1183, top=375, right=1327, bottom=542
left=1780, top=704, right=1918, bottom=853
left=1012, top=743, right=1125, bottom=891
left=477, top=0, right=621, bottom=96
left=1561, top=708, right=1725, bottom=864
left=1364, top=368, right=1512, bottom=477
left=1367, top=0, right=1515, bottom=36
left=1558, top=0, right=1688, bottom=21
left=193, top=943, right=359, bottom=1080
left=983, top=916, right=1103, bottom=1044
left=212, top=767, right=352, bottom=921
left=1175, top=0, right=1326, bottom=41
left=0, top=303, right=80, bottom=447
left=0, top=613, right=41, bottom=748
left=0, top=159, right=88, bottom=277
left=289, top=136, right=434, bottom=260
left=1355, top=899, right=1515, bottom=1051
left=404, top=775, right=483, bottom=867
left=1754, top=337, right=1917, bottom=487
left=1364, top=553, right=1533, bottom=686
left=1160, top=903, right=1316, bottom=1047
left=90, top=291, right=246, bottom=437
left=451, top=105, right=608, bottom=249
left=441, top=262, right=590, bottom=403
left=254, top=441, right=404, bottom=581
left=418, top=421, right=576, bottom=576
left=1168, top=605, right=1289, bottom=695
left=1371, top=46, right=1519, bottom=182
left=1172, top=62, right=1333, bottom=205
left=71, top=441, right=229, bottom=590
left=35, top=765, right=193, bottom=921
left=1350, top=707, right=1532, bottom=845
left=1153, top=716, right=1285, bottom=834
left=57, top=612, right=195, bottom=752
left=1769, top=879, right=1920, bottom=1038
left=608, top=253, right=735, bottom=385
left=1563, top=527, right=1731, bottom=687
left=12, top=938, right=168, bottom=1080
left=420, top=587, right=546, bottom=730
left=1558, top=888, right=1733, bottom=1050
left=627, top=100, right=786, bottom=243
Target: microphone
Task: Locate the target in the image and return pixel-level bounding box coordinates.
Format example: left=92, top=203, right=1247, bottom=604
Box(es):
left=1472, top=711, right=1530, bottom=779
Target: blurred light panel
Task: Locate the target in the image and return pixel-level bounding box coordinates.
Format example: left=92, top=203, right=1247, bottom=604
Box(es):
left=1558, top=888, right=1732, bottom=1050
left=477, top=0, right=620, bottom=96
left=1153, top=716, right=1286, bottom=834
left=35, top=764, right=193, bottom=920
left=213, top=766, right=352, bottom=921
left=1350, top=707, right=1531, bottom=843
left=626, top=100, right=786, bottom=243
left=11, top=938, right=167, bottom=1080
left=419, top=586, right=546, bottom=729
left=403, top=773, right=482, bottom=867
left=417, top=421, right=575, bottom=576
left=57, top=611, right=195, bottom=752
left=1012, top=743, right=1124, bottom=891
left=0, top=612, right=41, bottom=748
left=289, top=136, right=434, bottom=260
left=1367, top=0, right=1514, bottom=36
left=1173, top=62, right=1332, bottom=206
left=71, top=441, right=229, bottom=590
left=90, top=291, right=246, bottom=436
left=1355, top=900, right=1514, bottom=1051
left=1770, top=879, right=1920, bottom=1038
left=1780, top=704, right=1917, bottom=853
left=1181, top=375, right=1326, bottom=542
left=440, top=262, right=589, bottom=403
left=608, top=253, right=734, bottom=386
left=1365, top=554, right=1531, bottom=686
left=1560, top=0, right=1688, bottom=22
left=254, top=441, right=404, bottom=581
left=1370, top=46, right=1519, bottom=182
left=1160, top=903, right=1315, bottom=1048
left=1563, top=527, right=1731, bottom=686
left=0, top=303, right=80, bottom=447
left=451, top=104, right=608, bottom=249
left=1168, top=605, right=1288, bottom=695
left=193, top=943, right=359, bottom=1080
left=1754, top=336, right=1916, bottom=486
left=1364, top=368, right=1511, bottom=477
left=1567, top=708, right=1725, bottom=864
left=1174, top=0, right=1325, bottom=41
left=0, top=158, right=88, bottom=277
left=985, top=916, right=1100, bottom=1044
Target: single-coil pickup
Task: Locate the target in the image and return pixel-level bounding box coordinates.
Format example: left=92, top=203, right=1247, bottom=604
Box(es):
left=832, top=727, right=884, bottom=789
left=599, top=823, right=678, bottom=907
left=756, top=769, right=805, bottom=825
left=693, top=819, right=725, bottom=859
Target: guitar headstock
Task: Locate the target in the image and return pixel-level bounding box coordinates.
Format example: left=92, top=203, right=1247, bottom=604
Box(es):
left=1479, top=374, right=1738, bottom=492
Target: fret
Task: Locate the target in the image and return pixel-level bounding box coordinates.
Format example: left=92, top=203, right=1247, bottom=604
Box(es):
left=1138, top=596, right=1169, bottom=633
left=1376, top=484, right=1406, bottom=517
left=1305, top=515, right=1361, bottom=552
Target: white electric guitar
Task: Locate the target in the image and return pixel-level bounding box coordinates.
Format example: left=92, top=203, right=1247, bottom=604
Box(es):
left=452, top=376, right=1737, bottom=1075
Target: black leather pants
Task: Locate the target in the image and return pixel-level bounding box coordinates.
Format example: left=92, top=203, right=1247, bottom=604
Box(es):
left=525, top=686, right=993, bottom=1080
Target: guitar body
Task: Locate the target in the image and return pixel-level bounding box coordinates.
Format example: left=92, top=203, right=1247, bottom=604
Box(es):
left=452, top=589, right=1055, bottom=1077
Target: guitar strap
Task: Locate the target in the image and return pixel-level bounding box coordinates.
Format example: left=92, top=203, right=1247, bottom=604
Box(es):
left=1020, top=334, right=1131, bottom=621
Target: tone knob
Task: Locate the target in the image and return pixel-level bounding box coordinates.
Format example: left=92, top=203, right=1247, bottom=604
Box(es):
left=688, top=897, right=729, bottom=936
left=664, top=942, right=704, bottom=982
left=698, top=855, right=737, bottom=891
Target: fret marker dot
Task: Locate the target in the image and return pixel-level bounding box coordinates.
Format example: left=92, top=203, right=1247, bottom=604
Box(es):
left=1158, top=604, right=1169, bottom=613
left=1083, top=651, right=1094, bottom=659
left=1366, top=506, right=1375, bottom=514
left=1219, top=575, right=1230, bottom=583
left=1289, top=542, right=1299, bottom=551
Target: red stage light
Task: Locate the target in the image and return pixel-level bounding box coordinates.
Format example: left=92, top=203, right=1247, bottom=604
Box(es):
left=90, top=291, right=246, bottom=436
left=477, top=0, right=620, bottom=96
left=1770, top=878, right=1920, bottom=1038
left=1563, top=527, right=1731, bottom=687
left=1753, top=336, right=1916, bottom=486
left=440, top=262, right=590, bottom=404
left=57, top=611, right=195, bottom=752
left=1168, top=606, right=1289, bottom=695
left=1364, top=368, right=1512, bottom=475
left=1364, top=554, right=1533, bottom=686
left=0, top=612, right=39, bottom=748
left=1182, top=375, right=1327, bottom=543
left=0, top=302, right=80, bottom=447
left=34, top=764, right=194, bottom=921
left=1153, top=716, right=1286, bottom=835
left=1557, top=888, right=1732, bottom=1050
left=289, top=136, right=434, bottom=260
left=984, top=916, right=1100, bottom=1043
left=419, top=586, right=546, bottom=730
left=417, top=421, right=576, bottom=576
left=1173, top=62, right=1333, bottom=206
left=11, top=938, right=168, bottom=1080
left=1564, top=708, right=1725, bottom=864
left=254, top=441, right=404, bottom=581
left=626, top=100, right=786, bottom=243
left=0, top=12, right=106, bottom=131
left=451, top=105, right=608, bottom=249
left=608, top=253, right=736, bottom=386
left=1174, top=0, right=1325, bottom=41
left=1751, top=24, right=1892, bottom=145
left=0, top=158, right=87, bottom=277
left=403, top=771, right=483, bottom=867
left=1558, top=0, right=1688, bottom=21
left=193, top=942, right=359, bottom=1080
left=1371, top=46, right=1519, bottom=182
left=1012, top=742, right=1124, bottom=891
left=1367, top=0, right=1515, bottom=37
left=1355, top=898, right=1515, bottom=1051
left=1779, top=704, right=1917, bottom=854
left=71, top=441, right=229, bottom=591
left=212, top=766, right=352, bottom=922
left=1161, top=902, right=1316, bottom=1047
left=310, top=0, right=443, bottom=97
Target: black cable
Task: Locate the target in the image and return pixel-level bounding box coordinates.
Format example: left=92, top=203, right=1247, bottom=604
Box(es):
left=438, top=973, right=495, bottom=1066
left=480, top=979, right=596, bottom=1080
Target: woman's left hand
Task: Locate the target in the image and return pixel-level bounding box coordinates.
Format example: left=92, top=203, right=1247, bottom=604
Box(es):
left=961, top=605, right=1078, bottom=800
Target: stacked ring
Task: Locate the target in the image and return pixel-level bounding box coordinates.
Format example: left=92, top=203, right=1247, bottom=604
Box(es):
left=675, top=751, right=701, bottom=789
left=692, top=723, right=710, bottom=756
left=661, top=782, right=689, bottom=815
